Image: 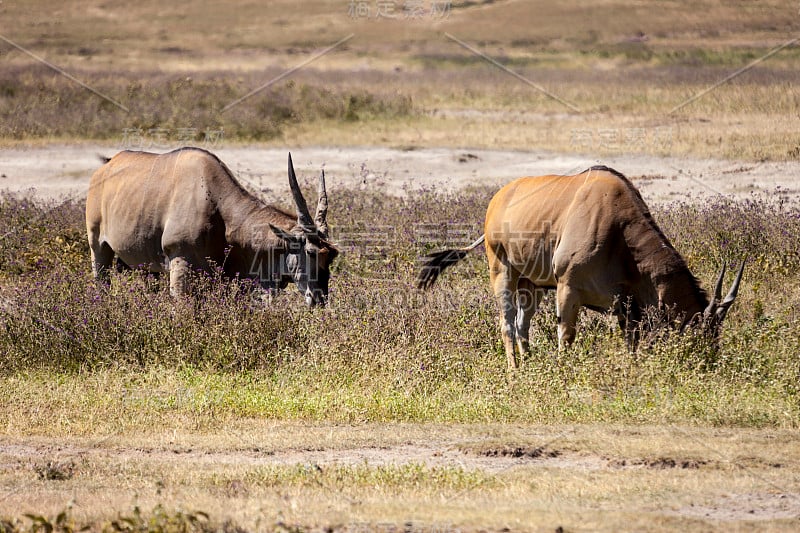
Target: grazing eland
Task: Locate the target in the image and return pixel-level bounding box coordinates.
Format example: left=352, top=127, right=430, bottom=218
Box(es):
left=86, top=148, right=338, bottom=305
left=418, top=166, right=744, bottom=370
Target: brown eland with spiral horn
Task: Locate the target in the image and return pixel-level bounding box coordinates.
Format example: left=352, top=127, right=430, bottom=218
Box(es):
left=418, top=165, right=744, bottom=370
left=86, top=148, right=337, bottom=305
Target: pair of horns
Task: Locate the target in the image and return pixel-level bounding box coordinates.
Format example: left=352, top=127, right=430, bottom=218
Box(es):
left=287, top=153, right=328, bottom=236
left=704, top=259, right=746, bottom=321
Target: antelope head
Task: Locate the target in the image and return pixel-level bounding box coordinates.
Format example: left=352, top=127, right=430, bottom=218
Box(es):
left=270, top=153, right=338, bottom=306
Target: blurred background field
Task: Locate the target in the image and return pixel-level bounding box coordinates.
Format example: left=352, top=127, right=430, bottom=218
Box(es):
left=0, top=0, right=798, bottom=159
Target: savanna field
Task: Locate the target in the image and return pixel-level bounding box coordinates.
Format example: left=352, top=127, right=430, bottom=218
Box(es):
left=2, top=187, right=799, bottom=425
left=2, top=0, right=800, bottom=531
left=2, top=185, right=800, bottom=530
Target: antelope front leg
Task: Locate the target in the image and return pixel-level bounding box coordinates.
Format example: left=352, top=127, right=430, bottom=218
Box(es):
left=168, top=256, right=190, bottom=297
left=89, top=240, right=114, bottom=287
left=556, top=284, right=580, bottom=349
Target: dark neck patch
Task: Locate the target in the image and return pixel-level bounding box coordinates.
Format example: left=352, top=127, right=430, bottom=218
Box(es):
left=586, top=165, right=627, bottom=180
left=583, top=164, right=709, bottom=309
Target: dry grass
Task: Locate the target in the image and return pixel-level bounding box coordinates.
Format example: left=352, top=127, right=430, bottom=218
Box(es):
left=3, top=0, right=797, bottom=72
left=1, top=424, right=799, bottom=531
left=1, top=190, right=799, bottom=431
left=0, top=0, right=798, bottom=158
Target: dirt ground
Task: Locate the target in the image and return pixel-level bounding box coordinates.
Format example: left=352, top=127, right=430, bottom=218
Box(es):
left=2, top=144, right=799, bottom=204
left=1, top=423, right=799, bottom=530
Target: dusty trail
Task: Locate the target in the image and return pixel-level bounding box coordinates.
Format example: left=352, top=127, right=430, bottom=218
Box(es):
left=0, top=440, right=591, bottom=475
left=2, top=424, right=799, bottom=525
left=1, top=144, right=798, bottom=203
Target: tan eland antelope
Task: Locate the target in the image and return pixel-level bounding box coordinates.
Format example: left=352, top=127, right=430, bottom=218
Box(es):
left=86, top=148, right=338, bottom=305
left=418, top=165, right=744, bottom=370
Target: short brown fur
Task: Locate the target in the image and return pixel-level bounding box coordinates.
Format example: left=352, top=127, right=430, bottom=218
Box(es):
left=418, top=166, right=742, bottom=369
left=86, top=147, right=337, bottom=303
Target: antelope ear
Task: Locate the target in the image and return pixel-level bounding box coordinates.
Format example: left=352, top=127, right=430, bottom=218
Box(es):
left=269, top=224, right=303, bottom=244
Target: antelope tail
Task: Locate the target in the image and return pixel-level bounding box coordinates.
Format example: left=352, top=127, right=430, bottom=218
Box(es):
left=416, top=234, right=485, bottom=290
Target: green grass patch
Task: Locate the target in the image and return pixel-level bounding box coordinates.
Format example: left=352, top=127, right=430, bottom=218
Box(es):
left=209, top=462, right=492, bottom=493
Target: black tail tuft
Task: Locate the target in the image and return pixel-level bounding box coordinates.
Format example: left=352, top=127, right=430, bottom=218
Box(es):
left=416, top=248, right=469, bottom=290
left=97, top=154, right=112, bottom=164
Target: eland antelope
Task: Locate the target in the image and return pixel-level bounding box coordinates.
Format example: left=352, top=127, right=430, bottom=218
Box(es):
left=86, top=148, right=338, bottom=305
left=418, top=165, right=744, bottom=370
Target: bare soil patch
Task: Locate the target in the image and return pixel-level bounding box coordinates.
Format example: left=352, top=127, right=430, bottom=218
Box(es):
left=607, top=457, right=709, bottom=469
left=2, top=424, right=799, bottom=530
left=2, top=144, right=799, bottom=204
